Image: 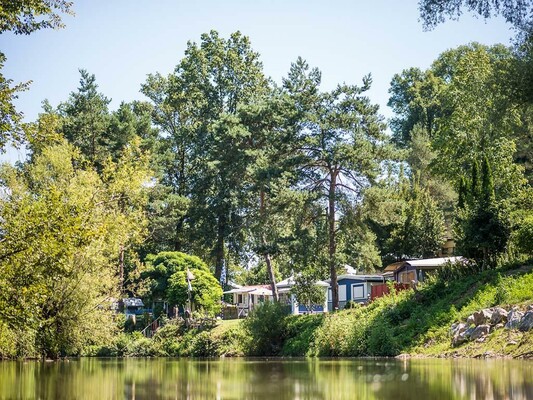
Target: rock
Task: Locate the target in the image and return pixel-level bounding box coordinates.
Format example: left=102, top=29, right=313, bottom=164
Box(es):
left=505, top=309, right=524, bottom=329
left=528, top=305, right=533, bottom=311
left=519, top=311, right=533, bottom=332
left=470, top=325, right=490, bottom=341
left=466, top=314, right=475, bottom=326
left=473, top=309, right=493, bottom=326
left=464, top=326, right=476, bottom=339
left=490, top=307, right=508, bottom=325
left=450, top=323, right=467, bottom=336
left=494, top=323, right=504, bottom=330
left=507, top=340, right=517, bottom=346
left=451, top=323, right=469, bottom=346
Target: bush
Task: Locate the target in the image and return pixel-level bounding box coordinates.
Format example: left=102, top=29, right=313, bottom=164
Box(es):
left=190, top=331, right=216, bottom=356
left=282, top=314, right=323, bottom=356
left=514, top=215, right=533, bottom=256
left=243, top=302, right=289, bottom=356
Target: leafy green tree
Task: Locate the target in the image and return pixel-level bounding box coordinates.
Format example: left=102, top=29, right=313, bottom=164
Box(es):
left=283, top=58, right=387, bottom=310
left=168, top=269, right=222, bottom=316
left=456, top=156, right=511, bottom=266
left=58, top=69, right=112, bottom=167
left=394, top=183, right=446, bottom=258
left=513, top=214, right=533, bottom=256
left=337, top=202, right=382, bottom=272
left=143, top=251, right=209, bottom=301
left=0, top=140, right=149, bottom=358
left=418, top=0, right=533, bottom=30
left=0, top=53, right=31, bottom=151
left=143, top=31, right=270, bottom=281
left=143, top=251, right=221, bottom=315
left=388, top=69, right=445, bottom=147
left=389, top=43, right=526, bottom=199
left=0, top=0, right=74, bottom=35
left=291, top=271, right=327, bottom=312
left=236, top=94, right=303, bottom=300
left=140, top=73, right=193, bottom=252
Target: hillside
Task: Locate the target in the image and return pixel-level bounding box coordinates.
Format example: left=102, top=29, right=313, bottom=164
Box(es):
left=89, top=263, right=533, bottom=359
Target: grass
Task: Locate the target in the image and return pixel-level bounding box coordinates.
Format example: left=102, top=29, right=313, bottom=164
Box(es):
left=78, top=262, right=533, bottom=359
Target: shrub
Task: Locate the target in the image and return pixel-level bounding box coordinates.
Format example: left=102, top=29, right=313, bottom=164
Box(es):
left=190, top=331, right=216, bottom=356
left=514, top=215, right=533, bottom=256
left=243, top=302, right=289, bottom=356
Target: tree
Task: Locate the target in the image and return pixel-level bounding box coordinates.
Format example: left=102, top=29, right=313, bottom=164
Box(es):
left=455, top=156, right=511, bottom=266
left=237, top=93, right=303, bottom=301
left=514, top=214, right=533, bottom=256
left=0, top=0, right=73, bottom=151
left=388, top=68, right=445, bottom=147
left=168, top=269, right=222, bottom=316
left=291, top=272, right=326, bottom=312
left=0, top=140, right=149, bottom=358
left=143, top=31, right=270, bottom=281
left=0, top=53, right=31, bottom=151
left=337, top=202, right=382, bottom=272
left=394, top=183, right=446, bottom=258
left=418, top=0, right=533, bottom=30
left=389, top=43, right=526, bottom=200
left=143, top=251, right=221, bottom=315
left=284, top=58, right=387, bottom=310
left=0, top=0, right=74, bottom=35
left=58, top=69, right=112, bottom=167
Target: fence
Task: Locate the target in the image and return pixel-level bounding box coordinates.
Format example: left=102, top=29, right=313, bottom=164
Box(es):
left=370, top=283, right=410, bottom=301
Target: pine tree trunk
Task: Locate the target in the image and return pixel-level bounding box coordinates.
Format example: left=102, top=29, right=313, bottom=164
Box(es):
left=264, top=246, right=279, bottom=302
left=260, top=189, right=279, bottom=302
left=329, top=170, right=339, bottom=311
left=214, top=215, right=226, bottom=282
left=174, top=217, right=184, bottom=251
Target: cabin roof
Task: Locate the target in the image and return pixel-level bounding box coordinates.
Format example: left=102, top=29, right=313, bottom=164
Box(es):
left=335, top=274, right=385, bottom=282
left=122, top=298, right=144, bottom=307
left=384, top=256, right=465, bottom=272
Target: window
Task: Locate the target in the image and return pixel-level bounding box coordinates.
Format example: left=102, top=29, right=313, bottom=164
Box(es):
left=400, top=271, right=416, bottom=283
left=352, top=284, right=364, bottom=299
left=339, top=285, right=347, bottom=302
left=329, top=286, right=346, bottom=301
left=237, top=294, right=243, bottom=304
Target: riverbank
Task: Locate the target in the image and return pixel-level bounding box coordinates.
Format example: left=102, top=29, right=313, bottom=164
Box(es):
left=2, top=263, right=532, bottom=360
left=81, top=262, right=533, bottom=359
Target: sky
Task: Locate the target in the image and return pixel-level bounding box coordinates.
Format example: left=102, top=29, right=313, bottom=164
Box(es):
left=0, top=0, right=514, bottom=163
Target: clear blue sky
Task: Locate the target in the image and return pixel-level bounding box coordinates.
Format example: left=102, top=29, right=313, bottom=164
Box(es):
left=0, top=0, right=513, bottom=162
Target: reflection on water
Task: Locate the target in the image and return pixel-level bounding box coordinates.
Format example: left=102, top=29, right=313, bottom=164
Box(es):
left=0, top=357, right=531, bottom=399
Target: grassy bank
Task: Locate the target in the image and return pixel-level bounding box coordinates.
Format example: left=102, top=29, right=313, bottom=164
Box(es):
left=3, top=263, right=531, bottom=359
left=203, top=263, right=533, bottom=358
left=88, top=263, right=533, bottom=359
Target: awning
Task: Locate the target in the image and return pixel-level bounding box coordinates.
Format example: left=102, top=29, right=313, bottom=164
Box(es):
left=247, top=287, right=273, bottom=296
left=223, top=288, right=251, bottom=294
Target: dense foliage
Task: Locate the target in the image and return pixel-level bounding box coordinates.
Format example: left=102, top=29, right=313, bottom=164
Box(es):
left=1, top=2, right=532, bottom=358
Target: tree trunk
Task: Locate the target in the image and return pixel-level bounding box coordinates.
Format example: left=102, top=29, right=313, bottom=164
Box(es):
left=214, top=214, right=226, bottom=282
left=329, top=170, right=339, bottom=311
left=119, top=244, right=125, bottom=295
left=260, top=190, right=278, bottom=301
left=264, top=237, right=279, bottom=302
left=174, top=216, right=184, bottom=251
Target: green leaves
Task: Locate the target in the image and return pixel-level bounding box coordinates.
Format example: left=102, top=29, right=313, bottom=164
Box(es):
left=0, top=140, right=150, bottom=357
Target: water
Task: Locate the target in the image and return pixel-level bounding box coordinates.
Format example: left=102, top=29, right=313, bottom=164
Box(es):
left=0, top=358, right=531, bottom=399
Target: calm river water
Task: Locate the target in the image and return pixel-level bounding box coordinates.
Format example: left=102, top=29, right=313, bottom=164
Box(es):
left=0, top=357, right=531, bottom=399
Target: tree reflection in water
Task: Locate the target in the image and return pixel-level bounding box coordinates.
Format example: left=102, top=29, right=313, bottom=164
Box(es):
left=0, top=358, right=531, bottom=399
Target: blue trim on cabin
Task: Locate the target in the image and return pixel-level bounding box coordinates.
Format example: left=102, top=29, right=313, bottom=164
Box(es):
left=298, top=304, right=324, bottom=313
left=327, top=277, right=384, bottom=310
